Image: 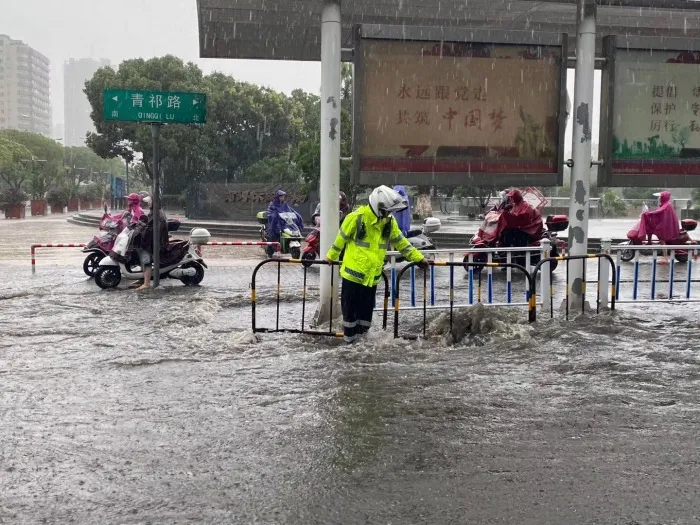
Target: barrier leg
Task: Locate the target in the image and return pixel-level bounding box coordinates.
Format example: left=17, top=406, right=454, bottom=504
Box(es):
left=468, top=253, right=474, bottom=305
left=422, top=266, right=427, bottom=338
left=506, top=251, right=512, bottom=304
left=525, top=250, right=532, bottom=304
left=31, top=245, right=36, bottom=274
left=301, top=265, right=308, bottom=333
left=615, top=249, right=621, bottom=301
left=430, top=264, right=435, bottom=306
left=651, top=249, right=657, bottom=301
left=669, top=250, right=675, bottom=299
left=686, top=255, right=693, bottom=299
left=565, top=258, right=570, bottom=321
left=390, top=256, right=397, bottom=307
left=598, top=239, right=611, bottom=310
left=449, top=259, right=454, bottom=334
left=487, top=252, right=493, bottom=304
left=410, top=265, right=416, bottom=307
left=276, top=261, right=281, bottom=331
left=633, top=251, right=640, bottom=301
left=541, top=240, right=551, bottom=316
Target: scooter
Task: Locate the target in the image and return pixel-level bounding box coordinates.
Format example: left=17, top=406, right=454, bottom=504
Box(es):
left=464, top=214, right=569, bottom=273
left=93, top=226, right=210, bottom=289
left=256, top=210, right=304, bottom=259
left=301, top=216, right=321, bottom=267
left=399, top=217, right=441, bottom=262
left=82, top=206, right=181, bottom=277
left=620, top=218, right=698, bottom=263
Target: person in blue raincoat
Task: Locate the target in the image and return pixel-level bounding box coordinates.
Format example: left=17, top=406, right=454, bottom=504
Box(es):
left=266, top=189, right=303, bottom=257
left=392, top=185, right=411, bottom=236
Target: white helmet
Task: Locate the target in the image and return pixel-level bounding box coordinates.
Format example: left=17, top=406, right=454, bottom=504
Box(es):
left=368, top=185, right=408, bottom=218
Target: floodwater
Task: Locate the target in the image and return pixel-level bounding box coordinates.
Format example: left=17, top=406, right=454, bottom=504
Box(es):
left=2, top=216, right=700, bottom=524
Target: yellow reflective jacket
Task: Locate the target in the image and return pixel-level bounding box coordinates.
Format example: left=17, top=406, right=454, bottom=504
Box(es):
left=326, top=205, right=424, bottom=287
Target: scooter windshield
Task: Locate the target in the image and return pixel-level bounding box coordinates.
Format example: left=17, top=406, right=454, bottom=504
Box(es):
left=279, top=212, right=300, bottom=233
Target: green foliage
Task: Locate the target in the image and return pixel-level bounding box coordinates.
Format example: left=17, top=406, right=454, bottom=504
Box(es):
left=455, top=186, right=496, bottom=211
left=0, top=130, right=64, bottom=197
left=239, top=156, right=303, bottom=183
left=599, top=190, right=628, bottom=218
left=0, top=187, right=29, bottom=209
left=0, top=134, right=35, bottom=190
left=78, top=183, right=104, bottom=200
left=46, top=186, right=70, bottom=208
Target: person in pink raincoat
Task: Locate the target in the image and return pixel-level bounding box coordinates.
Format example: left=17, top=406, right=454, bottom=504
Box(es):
left=628, top=191, right=679, bottom=243
left=126, top=193, right=145, bottom=223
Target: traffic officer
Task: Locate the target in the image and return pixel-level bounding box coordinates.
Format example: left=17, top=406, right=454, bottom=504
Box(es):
left=325, top=185, right=429, bottom=343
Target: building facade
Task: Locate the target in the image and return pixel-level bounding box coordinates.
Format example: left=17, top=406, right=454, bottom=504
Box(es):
left=64, top=58, right=110, bottom=147
left=0, top=34, right=51, bottom=136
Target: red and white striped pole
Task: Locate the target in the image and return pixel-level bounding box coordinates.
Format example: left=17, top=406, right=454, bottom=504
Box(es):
left=31, top=243, right=86, bottom=274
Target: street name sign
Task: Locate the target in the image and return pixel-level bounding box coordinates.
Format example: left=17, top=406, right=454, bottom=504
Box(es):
left=103, top=89, right=207, bottom=124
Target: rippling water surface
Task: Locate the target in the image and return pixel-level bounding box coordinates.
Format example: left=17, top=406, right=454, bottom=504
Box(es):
left=2, top=217, right=700, bottom=524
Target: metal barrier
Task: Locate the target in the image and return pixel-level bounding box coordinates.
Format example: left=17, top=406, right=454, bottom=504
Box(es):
left=386, top=246, right=545, bottom=308
left=611, top=243, right=700, bottom=304
left=250, top=258, right=390, bottom=338
left=392, top=261, right=536, bottom=339
left=31, top=243, right=86, bottom=274
left=530, top=253, right=617, bottom=320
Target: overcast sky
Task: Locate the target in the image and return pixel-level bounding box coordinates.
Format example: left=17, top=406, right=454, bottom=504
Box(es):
left=2, top=0, right=596, bottom=153
left=1, top=0, right=323, bottom=126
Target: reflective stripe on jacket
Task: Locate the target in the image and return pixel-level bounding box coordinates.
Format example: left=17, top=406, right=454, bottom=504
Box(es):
left=326, top=205, right=424, bottom=287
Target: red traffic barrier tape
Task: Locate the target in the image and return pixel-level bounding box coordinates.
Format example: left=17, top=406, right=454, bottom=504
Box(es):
left=31, top=243, right=86, bottom=274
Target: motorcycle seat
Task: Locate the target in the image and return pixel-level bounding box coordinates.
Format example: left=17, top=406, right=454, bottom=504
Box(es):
left=406, top=228, right=423, bottom=238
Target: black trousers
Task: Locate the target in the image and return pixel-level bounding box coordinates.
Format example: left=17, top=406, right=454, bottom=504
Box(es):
left=341, top=278, right=377, bottom=343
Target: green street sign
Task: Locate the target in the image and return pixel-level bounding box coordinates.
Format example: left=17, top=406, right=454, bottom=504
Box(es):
left=103, top=89, right=207, bottom=124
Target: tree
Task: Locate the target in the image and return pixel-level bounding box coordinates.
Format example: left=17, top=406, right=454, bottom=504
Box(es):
left=599, top=190, right=628, bottom=218
left=85, top=57, right=306, bottom=195
left=455, top=185, right=496, bottom=213
left=239, top=156, right=303, bottom=183
left=0, top=136, right=33, bottom=190
left=0, top=130, right=65, bottom=199
left=85, top=55, right=207, bottom=184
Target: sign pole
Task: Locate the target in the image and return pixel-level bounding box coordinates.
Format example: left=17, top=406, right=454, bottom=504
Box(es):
left=152, top=122, right=161, bottom=289
left=567, top=0, right=596, bottom=310
left=315, top=0, right=342, bottom=326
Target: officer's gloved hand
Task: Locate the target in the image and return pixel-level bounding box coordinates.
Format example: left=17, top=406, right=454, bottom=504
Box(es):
left=417, top=258, right=430, bottom=270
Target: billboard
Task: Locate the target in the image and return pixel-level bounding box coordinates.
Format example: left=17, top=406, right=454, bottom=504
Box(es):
left=352, top=26, right=568, bottom=187
left=599, top=36, right=700, bottom=187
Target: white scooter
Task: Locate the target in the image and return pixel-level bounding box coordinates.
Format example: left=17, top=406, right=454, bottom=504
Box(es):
left=94, top=226, right=211, bottom=289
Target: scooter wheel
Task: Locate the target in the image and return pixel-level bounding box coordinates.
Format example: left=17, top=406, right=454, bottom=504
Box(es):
left=180, top=262, right=205, bottom=286
left=675, top=252, right=689, bottom=264
left=94, top=266, right=121, bottom=289
left=301, top=251, right=316, bottom=268
left=290, top=247, right=301, bottom=260
left=463, top=253, right=486, bottom=274
left=83, top=252, right=104, bottom=277
left=619, top=242, right=635, bottom=262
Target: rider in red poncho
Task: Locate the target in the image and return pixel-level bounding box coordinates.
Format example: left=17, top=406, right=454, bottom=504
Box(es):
left=478, top=189, right=544, bottom=246
left=628, top=191, right=679, bottom=263
left=628, top=191, right=679, bottom=243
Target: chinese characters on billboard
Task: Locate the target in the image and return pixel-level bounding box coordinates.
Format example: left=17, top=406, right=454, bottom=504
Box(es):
left=354, top=36, right=566, bottom=186
left=604, top=46, right=700, bottom=186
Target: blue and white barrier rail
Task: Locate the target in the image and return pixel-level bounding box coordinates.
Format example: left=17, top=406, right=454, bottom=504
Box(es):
left=610, top=243, right=700, bottom=303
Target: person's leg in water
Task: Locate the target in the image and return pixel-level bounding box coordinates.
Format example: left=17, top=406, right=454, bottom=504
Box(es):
left=135, top=249, right=152, bottom=291
left=341, top=278, right=364, bottom=344
left=356, top=283, right=377, bottom=337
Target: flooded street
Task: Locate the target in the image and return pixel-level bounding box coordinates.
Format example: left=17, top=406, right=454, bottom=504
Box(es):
left=2, top=217, right=700, bottom=524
